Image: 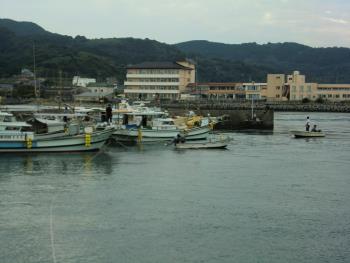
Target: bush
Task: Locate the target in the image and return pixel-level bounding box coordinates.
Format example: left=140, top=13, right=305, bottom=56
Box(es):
left=315, top=97, right=324, bottom=103
left=302, top=97, right=310, bottom=103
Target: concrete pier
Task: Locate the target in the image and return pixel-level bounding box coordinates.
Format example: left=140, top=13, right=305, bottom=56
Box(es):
left=158, top=101, right=274, bottom=130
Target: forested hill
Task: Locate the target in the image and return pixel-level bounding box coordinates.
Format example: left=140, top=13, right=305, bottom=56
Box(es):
left=1, top=18, right=350, bottom=83
left=175, top=40, right=350, bottom=83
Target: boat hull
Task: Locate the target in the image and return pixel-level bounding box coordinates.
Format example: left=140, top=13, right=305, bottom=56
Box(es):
left=290, top=130, right=325, bottom=138
left=0, top=128, right=114, bottom=153
left=175, top=141, right=228, bottom=149
left=113, top=126, right=210, bottom=143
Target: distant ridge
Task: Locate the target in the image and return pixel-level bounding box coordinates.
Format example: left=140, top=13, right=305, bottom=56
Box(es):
left=175, top=40, right=350, bottom=83
left=0, top=18, right=50, bottom=36
left=1, top=18, right=350, bottom=83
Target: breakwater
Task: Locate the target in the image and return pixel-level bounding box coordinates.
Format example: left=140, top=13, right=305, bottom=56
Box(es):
left=157, top=100, right=350, bottom=130
left=266, top=101, right=350, bottom=112
left=157, top=100, right=274, bottom=130
left=158, top=100, right=350, bottom=113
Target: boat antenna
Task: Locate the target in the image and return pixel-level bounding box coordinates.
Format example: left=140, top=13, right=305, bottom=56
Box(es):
left=251, top=81, right=255, bottom=119
left=33, top=43, right=39, bottom=111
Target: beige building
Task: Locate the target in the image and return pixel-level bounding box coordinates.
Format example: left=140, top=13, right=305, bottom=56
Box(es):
left=124, top=61, right=195, bottom=100
left=266, top=74, right=286, bottom=100
left=317, top=84, right=350, bottom=101
left=287, top=71, right=318, bottom=101
left=186, top=82, right=266, bottom=100
left=267, top=71, right=350, bottom=101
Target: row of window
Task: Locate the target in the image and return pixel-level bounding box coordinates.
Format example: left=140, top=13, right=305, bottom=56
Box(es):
left=318, top=87, right=350, bottom=91
left=137, top=86, right=179, bottom=90
left=127, top=78, right=179, bottom=82
left=291, top=85, right=313, bottom=92
left=128, top=93, right=178, bottom=99
left=207, top=86, right=261, bottom=91
left=0, top=135, right=24, bottom=139
left=319, top=94, right=350, bottom=98
left=132, top=69, right=180, bottom=74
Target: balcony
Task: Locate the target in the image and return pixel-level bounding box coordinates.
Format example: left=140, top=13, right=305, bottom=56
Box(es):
left=124, top=81, right=180, bottom=86
left=126, top=73, right=179, bottom=78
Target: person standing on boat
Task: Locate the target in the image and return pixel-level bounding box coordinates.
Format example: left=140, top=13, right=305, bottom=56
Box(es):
left=106, top=104, right=113, bottom=124
left=305, top=116, right=311, bottom=132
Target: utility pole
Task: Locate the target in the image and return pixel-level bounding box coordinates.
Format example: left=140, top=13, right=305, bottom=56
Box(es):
left=59, top=70, right=63, bottom=110
left=33, top=43, right=39, bottom=108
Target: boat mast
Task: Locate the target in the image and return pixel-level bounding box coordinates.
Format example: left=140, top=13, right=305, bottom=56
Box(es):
left=33, top=43, right=39, bottom=110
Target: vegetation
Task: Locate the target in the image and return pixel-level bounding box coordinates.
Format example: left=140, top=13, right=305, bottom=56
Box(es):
left=175, top=40, right=350, bottom=83
left=1, top=19, right=350, bottom=84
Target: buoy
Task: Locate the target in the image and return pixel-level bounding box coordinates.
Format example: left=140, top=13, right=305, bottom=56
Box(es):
left=85, top=134, right=91, bottom=147
left=26, top=137, right=32, bottom=149
left=137, top=128, right=142, bottom=143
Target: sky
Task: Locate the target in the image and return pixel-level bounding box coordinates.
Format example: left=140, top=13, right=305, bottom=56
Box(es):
left=0, top=0, right=350, bottom=47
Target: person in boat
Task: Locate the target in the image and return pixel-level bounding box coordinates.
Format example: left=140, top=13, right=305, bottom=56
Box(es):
left=311, top=124, right=321, bottom=132
left=63, top=106, right=68, bottom=122
left=172, top=134, right=180, bottom=146
left=179, top=133, right=186, bottom=143
left=106, top=104, right=113, bottom=124
left=305, top=116, right=311, bottom=132
left=172, top=133, right=185, bottom=145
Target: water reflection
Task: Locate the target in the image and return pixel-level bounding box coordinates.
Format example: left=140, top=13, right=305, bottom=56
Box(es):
left=0, top=151, right=114, bottom=178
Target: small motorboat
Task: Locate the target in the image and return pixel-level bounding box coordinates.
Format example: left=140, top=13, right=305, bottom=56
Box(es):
left=290, top=130, right=325, bottom=138
left=175, top=136, right=231, bottom=149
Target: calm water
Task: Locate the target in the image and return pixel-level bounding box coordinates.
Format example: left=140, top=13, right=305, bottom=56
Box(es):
left=0, top=112, right=350, bottom=263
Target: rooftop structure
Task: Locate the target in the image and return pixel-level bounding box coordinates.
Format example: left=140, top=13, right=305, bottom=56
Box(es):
left=72, top=76, right=96, bottom=87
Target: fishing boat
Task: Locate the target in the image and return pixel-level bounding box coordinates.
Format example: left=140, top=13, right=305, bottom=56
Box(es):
left=175, top=136, right=230, bottom=149
left=290, top=130, right=325, bottom=138
left=0, top=111, right=114, bottom=152
left=112, top=106, right=213, bottom=143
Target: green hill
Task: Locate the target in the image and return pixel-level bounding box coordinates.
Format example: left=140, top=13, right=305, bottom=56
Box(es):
left=1, top=18, right=350, bottom=83
left=175, top=40, right=350, bottom=83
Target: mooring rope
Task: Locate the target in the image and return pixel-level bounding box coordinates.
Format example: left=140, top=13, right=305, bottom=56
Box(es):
left=49, top=139, right=113, bottom=263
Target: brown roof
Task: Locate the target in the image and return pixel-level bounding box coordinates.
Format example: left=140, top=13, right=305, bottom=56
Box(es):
left=127, top=61, right=193, bottom=70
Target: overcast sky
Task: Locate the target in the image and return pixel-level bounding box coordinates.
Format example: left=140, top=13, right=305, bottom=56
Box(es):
left=1, top=0, right=349, bottom=47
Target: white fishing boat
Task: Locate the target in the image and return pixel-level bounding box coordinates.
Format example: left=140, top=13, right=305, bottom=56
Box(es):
left=112, top=106, right=213, bottom=143
left=290, top=130, right=325, bottom=138
left=175, top=136, right=230, bottom=149
left=0, top=111, right=114, bottom=152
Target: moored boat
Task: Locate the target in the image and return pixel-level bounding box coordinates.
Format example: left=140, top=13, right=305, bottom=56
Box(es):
left=0, top=112, right=114, bottom=152
left=174, top=135, right=231, bottom=149
left=112, top=106, right=214, bottom=143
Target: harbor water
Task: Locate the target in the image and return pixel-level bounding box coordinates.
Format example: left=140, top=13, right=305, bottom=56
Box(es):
left=0, top=112, right=350, bottom=263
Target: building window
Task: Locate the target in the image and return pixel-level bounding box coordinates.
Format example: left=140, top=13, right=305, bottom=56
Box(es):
left=299, top=85, right=304, bottom=92
left=292, top=86, right=296, bottom=92
left=307, top=85, right=311, bottom=92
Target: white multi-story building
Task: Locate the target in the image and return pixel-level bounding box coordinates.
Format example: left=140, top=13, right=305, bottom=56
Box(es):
left=72, top=76, right=96, bottom=87
left=124, top=61, right=195, bottom=100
